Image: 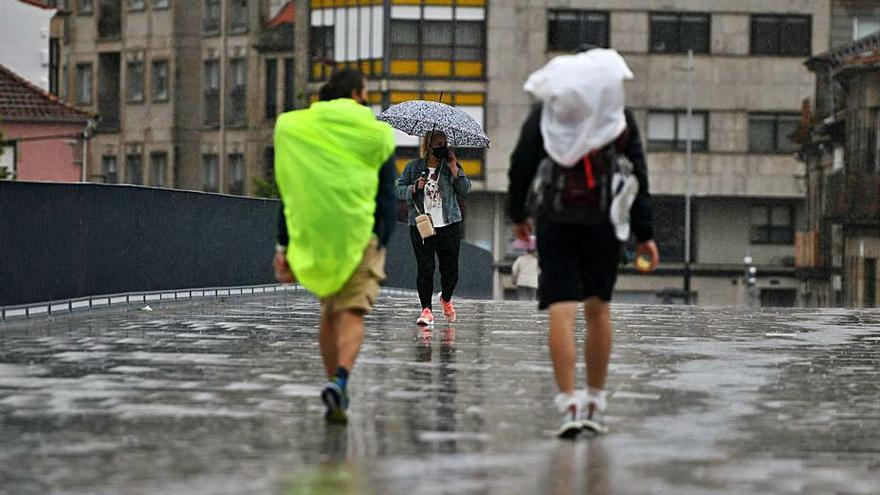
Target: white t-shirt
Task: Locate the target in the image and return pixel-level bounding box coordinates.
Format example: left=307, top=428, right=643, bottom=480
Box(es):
left=423, top=167, right=448, bottom=228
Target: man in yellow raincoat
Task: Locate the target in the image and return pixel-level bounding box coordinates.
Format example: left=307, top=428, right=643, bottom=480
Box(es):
left=273, top=68, right=397, bottom=423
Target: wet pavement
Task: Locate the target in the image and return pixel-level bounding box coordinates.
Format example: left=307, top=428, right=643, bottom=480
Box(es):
left=0, top=291, right=878, bottom=495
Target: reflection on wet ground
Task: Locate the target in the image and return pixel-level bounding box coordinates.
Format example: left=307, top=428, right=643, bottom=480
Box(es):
left=0, top=293, right=878, bottom=494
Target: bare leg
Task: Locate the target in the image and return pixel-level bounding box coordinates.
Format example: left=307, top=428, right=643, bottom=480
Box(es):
left=319, top=309, right=337, bottom=378
left=320, top=309, right=366, bottom=378
left=548, top=302, right=579, bottom=394
left=584, top=298, right=612, bottom=390
left=332, top=310, right=365, bottom=372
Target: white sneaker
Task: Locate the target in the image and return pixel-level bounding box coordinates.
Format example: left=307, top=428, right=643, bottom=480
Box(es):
left=554, top=393, right=584, bottom=440
left=580, top=402, right=610, bottom=435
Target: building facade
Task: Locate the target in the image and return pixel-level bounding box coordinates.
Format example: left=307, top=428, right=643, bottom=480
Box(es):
left=485, top=1, right=830, bottom=306
left=799, top=33, right=880, bottom=308
left=57, top=0, right=286, bottom=194
left=55, top=0, right=840, bottom=306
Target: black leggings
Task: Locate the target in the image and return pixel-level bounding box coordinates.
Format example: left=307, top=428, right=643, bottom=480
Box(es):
left=409, top=222, right=461, bottom=310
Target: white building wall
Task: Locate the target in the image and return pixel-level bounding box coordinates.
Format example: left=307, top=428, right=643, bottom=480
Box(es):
left=0, top=0, right=55, bottom=89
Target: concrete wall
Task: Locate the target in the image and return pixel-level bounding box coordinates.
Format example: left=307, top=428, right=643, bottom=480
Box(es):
left=2, top=122, right=86, bottom=182
left=0, top=0, right=55, bottom=89
left=695, top=198, right=800, bottom=266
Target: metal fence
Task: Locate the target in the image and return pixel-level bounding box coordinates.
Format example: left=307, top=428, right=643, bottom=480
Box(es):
left=0, top=182, right=492, bottom=309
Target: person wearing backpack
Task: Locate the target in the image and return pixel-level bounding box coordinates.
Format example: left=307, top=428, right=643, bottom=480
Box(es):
left=507, top=48, right=659, bottom=439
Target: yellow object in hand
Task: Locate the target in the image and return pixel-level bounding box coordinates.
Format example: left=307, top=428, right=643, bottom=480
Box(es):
left=636, top=256, right=652, bottom=272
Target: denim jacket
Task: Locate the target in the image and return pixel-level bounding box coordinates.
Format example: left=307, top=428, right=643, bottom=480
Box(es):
left=395, top=157, right=471, bottom=226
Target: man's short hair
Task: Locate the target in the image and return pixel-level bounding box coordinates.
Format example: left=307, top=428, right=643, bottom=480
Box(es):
left=318, top=67, right=366, bottom=101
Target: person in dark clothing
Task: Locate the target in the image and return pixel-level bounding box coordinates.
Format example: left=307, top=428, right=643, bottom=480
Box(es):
left=507, top=48, right=659, bottom=439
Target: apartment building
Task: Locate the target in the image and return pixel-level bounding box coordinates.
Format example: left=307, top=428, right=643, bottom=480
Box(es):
left=798, top=33, right=880, bottom=307
left=57, top=0, right=290, bottom=194
left=485, top=1, right=831, bottom=306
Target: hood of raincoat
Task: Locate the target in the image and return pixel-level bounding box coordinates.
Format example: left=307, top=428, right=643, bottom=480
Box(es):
left=523, top=49, right=633, bottom=167
left=274, top=98, right=396, bottom=297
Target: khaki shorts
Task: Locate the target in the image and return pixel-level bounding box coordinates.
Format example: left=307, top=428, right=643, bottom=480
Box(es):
left=320, top=238, right=386, bottom=315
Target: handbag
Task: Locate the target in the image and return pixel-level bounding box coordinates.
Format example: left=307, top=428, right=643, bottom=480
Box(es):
left=413, top=162, right=439, bottom=240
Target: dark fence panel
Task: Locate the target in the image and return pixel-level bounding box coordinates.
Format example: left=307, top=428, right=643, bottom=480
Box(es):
left=0, top=182, right=492, bottom=306
left=384, top=226, right=493, bottom=300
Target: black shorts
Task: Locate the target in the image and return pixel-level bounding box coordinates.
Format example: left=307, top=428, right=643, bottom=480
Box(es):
left=536, top=220, right=622, bottom=309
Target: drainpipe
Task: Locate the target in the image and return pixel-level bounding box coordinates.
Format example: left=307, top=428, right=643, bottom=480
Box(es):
left=219, top=0, right=228, bottom=193
left=81, top=119, right=95, bottom=182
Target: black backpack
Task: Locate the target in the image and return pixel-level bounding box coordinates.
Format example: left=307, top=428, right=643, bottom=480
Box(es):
left=529, top=130, right=629, bottom=225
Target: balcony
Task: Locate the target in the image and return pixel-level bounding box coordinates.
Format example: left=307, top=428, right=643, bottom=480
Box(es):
left=823, top=171, right=880, bottom=223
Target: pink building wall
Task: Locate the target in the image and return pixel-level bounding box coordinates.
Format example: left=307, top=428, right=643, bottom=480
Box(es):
left=2, top=121, right=85, bottom=182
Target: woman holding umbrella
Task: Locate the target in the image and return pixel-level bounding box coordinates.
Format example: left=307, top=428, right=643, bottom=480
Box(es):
left=396, top=130, right=471, bottom=325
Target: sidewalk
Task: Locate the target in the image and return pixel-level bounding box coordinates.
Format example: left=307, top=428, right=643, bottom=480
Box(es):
left=0, top=293, right=877, bottom=494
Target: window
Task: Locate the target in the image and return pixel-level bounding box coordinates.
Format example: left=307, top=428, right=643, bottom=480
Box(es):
left=203, top=154, right=219, bottom=192
left=204, top=0, right=220, bottom=34
left=651, top=13, right=710, bottom=54
left=653, top=197, right=687, bottom=262
left=854, top=17, right=880, bottom=40
left=455, top=22, right=484, bottom=62
left=229, top=0, right=248, bottom=33
left=750, top=204, right=794, bottom=244
left=78, top=0, right=93, bottom=14
left=150, top=152, right=167, bottom=187
left=547, top=10, right=609, bottom=51
left=126, top=153, right=143, bottom=184
left=76, top=63, right=92, bottom=104
left=647, top=111, right=707, bottom=151
left=228, top=152, right=245, bottom=195
left=127, top=60, right=144, bottom=102
left=749, top=113, right=800, bottom=153
left=228, top=58, right=247, bottom=126
left=203, top=59, right=220, bottom=126
left=390, top=20, right=418, bottom=59
left=309, top=26, right=335, bottom=81
left=102, top=155, right=118, bottom=183
left=128, top=0, right=144, bottom=10
left=389, top=19, right=485, bottom=79
left=265, top=58, right=277, bottom=119
left=152, top=0, right=168, bottom=8
left=97, top=0, right=122, bottom=39
left=1, top=142, right=16, bottom=179
left=751, top=15, right=811, bottom=56
left=283, top=57, right=294, bottom=111
left=152, top=59, right=169, bottom=101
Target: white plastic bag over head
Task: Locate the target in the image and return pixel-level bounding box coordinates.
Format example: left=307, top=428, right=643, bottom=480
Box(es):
left=523, top=49, right=633, bottom=167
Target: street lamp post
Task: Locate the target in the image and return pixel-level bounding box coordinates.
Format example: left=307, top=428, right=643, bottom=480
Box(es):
left=684, top=49, right=694, bottom=304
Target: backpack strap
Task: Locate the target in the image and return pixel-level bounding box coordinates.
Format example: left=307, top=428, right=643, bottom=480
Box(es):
left=583, top=154, right=596, bottom=190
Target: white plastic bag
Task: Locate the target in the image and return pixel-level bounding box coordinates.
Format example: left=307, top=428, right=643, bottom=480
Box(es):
left=524, top=49, right=633, bottom=167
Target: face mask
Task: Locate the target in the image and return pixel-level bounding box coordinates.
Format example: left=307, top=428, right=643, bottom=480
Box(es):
left=431, top=146, right=448, bottom=160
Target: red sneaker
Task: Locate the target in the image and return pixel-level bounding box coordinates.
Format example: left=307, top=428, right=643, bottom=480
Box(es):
left=441, top=298, right=456, bottom=323
left=416, top=308, right=434, bottom=326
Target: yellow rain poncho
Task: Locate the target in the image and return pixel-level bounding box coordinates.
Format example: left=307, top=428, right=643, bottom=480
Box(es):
left=274, top=98, right=395, bottom=297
